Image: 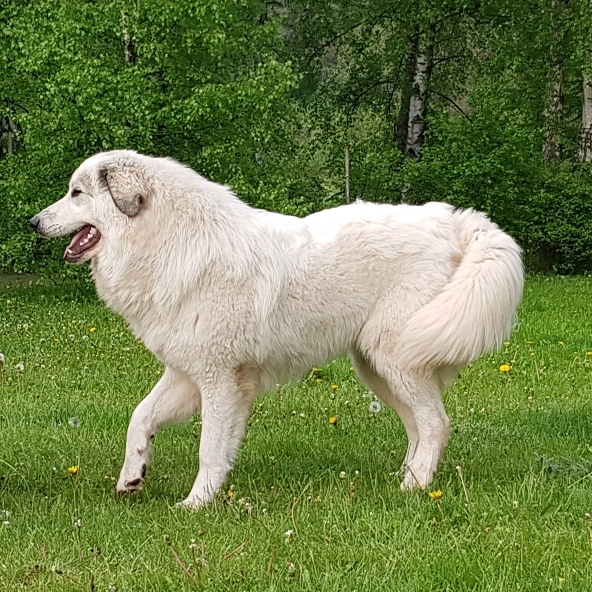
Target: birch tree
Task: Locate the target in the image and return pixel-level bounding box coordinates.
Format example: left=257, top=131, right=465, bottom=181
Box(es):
left=285, top=0, right=479, bottom=160
left=577, top=0, right=592, bottom=162
left=579, top=71, right=592, bottom=162
left=542, top=0, right=567, bottom=163
left=404, top=24, right=435, bottom=158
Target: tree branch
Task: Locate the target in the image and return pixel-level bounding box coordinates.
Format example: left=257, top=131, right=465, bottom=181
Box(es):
left=432, top=54, right=471, bottom=66
left=427, top=89, right=472, bottom=122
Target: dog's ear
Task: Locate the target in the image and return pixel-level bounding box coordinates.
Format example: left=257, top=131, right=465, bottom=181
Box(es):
left=99, top=160, right=150, bottom=217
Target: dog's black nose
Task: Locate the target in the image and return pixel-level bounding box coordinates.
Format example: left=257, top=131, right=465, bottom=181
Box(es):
left=30, top=215, right=40, bottom=231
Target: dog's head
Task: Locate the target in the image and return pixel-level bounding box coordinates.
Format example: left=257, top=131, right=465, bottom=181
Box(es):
left=30, top=150, right=153, bottom=264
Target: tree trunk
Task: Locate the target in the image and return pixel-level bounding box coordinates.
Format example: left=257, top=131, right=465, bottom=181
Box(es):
left=0, top=115, right=19, bottom=160
left=122, top=12, right=138, bottom=65
left=405, top=26, right=434, bottom=159
left=395, top=45, right=416, bottom=155
left=579, top=71, right=592, bottom=162
left=542, top=59, right=564, bottom=162
left=542, top=0, right=566, bottom=163
left=395, top=26, right=434, bottom=159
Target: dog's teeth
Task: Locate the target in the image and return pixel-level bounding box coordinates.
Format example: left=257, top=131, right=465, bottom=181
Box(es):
left=89, top=227, right=97, bottom=236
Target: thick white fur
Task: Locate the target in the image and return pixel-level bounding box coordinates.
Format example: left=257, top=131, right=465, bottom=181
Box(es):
left=31, top=150, right=524, bottom=508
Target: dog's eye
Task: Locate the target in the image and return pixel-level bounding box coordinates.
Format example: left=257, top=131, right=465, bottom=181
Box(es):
left=71, top=189, right=82, bottom=198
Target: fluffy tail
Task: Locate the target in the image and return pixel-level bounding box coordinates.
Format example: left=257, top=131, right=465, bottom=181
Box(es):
left=398, top=208, right=524, bottom=373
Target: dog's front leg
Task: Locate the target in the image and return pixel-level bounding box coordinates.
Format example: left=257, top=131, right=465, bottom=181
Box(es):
left=116, top=366, right=201, bottom=495
left=178, top=372, right=256, bottom=509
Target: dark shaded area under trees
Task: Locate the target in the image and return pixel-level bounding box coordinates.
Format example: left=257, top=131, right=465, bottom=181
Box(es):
left=2, top=0, right=592, bottom=274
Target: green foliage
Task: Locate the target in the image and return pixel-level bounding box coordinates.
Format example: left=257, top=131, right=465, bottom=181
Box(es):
left=3, top=0, right=592, bottom=274
left=398, top=101, right=592, bottom=273
left=0, top=0, right=299, bottom=273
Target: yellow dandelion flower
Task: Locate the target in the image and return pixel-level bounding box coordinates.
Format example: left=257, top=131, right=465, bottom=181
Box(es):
left=312, top=367, right=321, bottom=373
left=526, top=340, right=535, bottom=345
left=331, top=384, right=338, bottom=390
left=429, top=490, right=444, bottom=500
left=558, top=341, right=565, bottom=346
left=316, top=378, right=323, bottom=383
left=587, top=352, right=592, bottom=356
left=227, top=489, right=235, bottom=499
left=329, top=416, right=338, bottom=425
left=68, top=465, right=79, bottom=476
left=90, top=327, right=97, bottom=333
left=349, top=366, right=354, bottom=372
left=503, top=341, right=511, bottom=347
left=499, top=364, right=511, bottom=373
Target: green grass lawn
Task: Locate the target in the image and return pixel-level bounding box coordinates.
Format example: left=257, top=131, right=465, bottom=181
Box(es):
left=1, top=276, right=592, bottom=591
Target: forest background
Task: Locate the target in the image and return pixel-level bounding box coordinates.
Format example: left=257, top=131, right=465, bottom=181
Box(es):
left=2, top=0, right=592, bottom=275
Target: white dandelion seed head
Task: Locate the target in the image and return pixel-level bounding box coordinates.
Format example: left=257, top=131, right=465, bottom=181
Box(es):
left=339, top=471, right=347, bottom=479
left=0, top=352, right=4, bottom=365
left=369, top=401, right=382, bottom=414
left=68, top=417, right=81, bottom=429
left=16, top=362, right=25, bottom=372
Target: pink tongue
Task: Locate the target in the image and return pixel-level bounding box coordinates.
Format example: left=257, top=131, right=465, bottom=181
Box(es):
left=64, top=225, right=100, bottom=260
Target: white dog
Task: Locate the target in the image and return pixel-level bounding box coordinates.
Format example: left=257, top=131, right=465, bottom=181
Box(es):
left=31, top=150, right=524, bottom=508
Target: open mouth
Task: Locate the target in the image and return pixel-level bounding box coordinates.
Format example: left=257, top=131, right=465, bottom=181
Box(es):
left=64, top=225, right=101, bottom=264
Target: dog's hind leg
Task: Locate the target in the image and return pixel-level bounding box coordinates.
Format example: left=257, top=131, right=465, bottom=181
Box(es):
left=179, top=365, right=258, bottom=509
left=394, top=370, right=450, bottom=491
left=358, top=336, right=450, bottom=491
left=349, top=349, right=419, bottom=471
left=116, top=366, right=201, bottom=496
left=373, top=359, right=450, bottom=491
